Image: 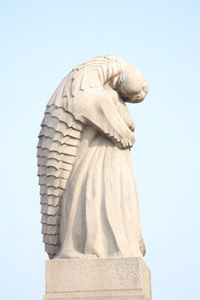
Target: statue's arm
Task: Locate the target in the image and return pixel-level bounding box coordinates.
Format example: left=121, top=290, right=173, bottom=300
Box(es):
left=69, top=90, right=134, bottom=149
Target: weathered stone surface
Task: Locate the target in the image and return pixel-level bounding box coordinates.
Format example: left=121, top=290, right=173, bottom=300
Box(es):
left=42, top=258, right=151, bottom=300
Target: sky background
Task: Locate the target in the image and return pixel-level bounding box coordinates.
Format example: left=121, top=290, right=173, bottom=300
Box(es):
left=0, top=1, right=200, bottom=299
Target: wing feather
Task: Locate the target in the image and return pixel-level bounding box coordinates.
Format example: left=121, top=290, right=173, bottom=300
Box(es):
left=37, top=104, right=83, bottom=257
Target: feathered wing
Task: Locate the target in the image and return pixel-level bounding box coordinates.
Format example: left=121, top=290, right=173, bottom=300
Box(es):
left=37, top=104, right=83, bottom=258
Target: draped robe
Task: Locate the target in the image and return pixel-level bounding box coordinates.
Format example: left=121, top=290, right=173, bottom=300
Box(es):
left=58, top=92, right=143, bottom=258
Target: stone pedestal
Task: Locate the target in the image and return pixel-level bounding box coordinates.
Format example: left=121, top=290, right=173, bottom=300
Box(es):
left=42, top=258, right=151, bottom=300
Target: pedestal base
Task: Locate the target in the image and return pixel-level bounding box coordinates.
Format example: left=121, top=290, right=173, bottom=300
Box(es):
left=42, top=258, right=151, bottom=300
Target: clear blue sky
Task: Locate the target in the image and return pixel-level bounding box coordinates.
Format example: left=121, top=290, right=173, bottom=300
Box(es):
left=0, top=1, right=200, bottom=299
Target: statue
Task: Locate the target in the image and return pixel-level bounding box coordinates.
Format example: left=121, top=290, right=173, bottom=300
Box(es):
left=37, top=55, right=148, bottom=260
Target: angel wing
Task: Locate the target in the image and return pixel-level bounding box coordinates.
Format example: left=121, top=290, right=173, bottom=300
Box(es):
left=37, top=103, right=83, bottom=258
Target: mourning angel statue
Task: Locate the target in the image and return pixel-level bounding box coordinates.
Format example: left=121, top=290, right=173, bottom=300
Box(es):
left=37, top=55, right=148, bottom=260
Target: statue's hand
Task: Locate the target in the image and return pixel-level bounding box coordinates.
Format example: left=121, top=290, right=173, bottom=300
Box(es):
left=115, top=127, right=135, bottom=149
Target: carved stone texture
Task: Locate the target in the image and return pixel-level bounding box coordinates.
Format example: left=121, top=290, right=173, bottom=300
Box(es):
left=42, top=258, right=151, bottom=300
left=37, top=55, right=148, bottom=260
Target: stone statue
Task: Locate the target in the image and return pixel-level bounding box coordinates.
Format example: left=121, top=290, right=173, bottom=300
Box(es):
left=37, top=55, right=148, bottom=260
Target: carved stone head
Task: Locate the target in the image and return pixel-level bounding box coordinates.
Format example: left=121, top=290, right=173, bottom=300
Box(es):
left=116, top=66, right=148, bottom=103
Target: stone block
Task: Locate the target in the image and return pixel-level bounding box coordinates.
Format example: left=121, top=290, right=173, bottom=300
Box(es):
left=42, top=258, right=151, bottom=300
